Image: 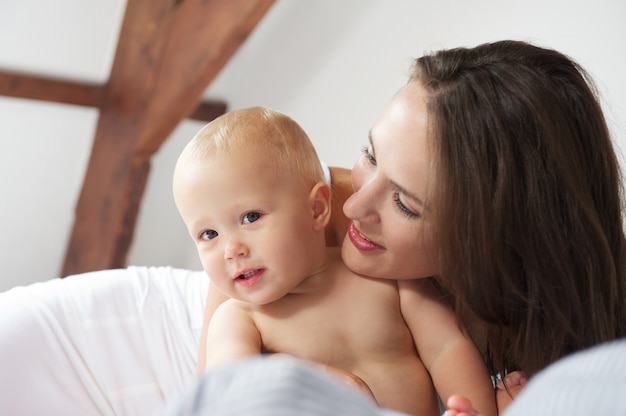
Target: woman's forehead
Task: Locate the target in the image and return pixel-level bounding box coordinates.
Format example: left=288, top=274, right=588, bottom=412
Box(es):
left=371, top=82, right=433, bottom=203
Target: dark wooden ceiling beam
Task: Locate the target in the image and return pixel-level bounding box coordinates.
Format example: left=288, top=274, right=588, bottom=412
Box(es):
left=61, top=0, right=274, bottom=276
left=0, top=69, right=226, bottom=122
left=0, top=70, right=105, bottom=107
left=189, top=100, right=228, bottom=122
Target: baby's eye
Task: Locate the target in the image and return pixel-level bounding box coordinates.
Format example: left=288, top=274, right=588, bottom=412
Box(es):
left=200, top=229, right=218, bottom=240
left=242, top=212, right=262, bottom=224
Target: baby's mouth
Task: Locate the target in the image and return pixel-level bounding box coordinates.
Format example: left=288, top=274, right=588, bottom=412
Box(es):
left=236, top=269, right=262, bottom=280
left=233, top=268, right=264, bottom=288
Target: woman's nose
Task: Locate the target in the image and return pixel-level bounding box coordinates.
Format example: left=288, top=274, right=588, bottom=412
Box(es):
left=343, top=167, right=380, bottom=224
left=224, top=239, right=249, bottom=260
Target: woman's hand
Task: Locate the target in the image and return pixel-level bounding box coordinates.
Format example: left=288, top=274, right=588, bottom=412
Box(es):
left=495, top=371, right=527, bottom=411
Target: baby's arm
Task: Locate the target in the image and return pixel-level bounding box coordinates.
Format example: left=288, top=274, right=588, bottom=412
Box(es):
left=399, top=279, right=496, bottom=416
left=202, top=300, right=262, bottom=370
left=446, top=373, right=527, bottom=415
left=197, top=286, right=230, bottom=371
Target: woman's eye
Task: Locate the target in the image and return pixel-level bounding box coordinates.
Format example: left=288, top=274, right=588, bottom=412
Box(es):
left=242, top=212, right=261, bottom=224
left=393, top=193, right=420, bottom=219
left=361, top=145, right=377, bottom=166
left=200, top=229, right=218, bottom=240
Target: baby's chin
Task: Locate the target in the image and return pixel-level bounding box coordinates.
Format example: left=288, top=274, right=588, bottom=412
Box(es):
left=232, top=290, right=290, bottom=306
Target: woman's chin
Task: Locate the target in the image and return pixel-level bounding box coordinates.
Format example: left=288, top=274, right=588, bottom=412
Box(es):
left=341, top=240, right=390, bottom=279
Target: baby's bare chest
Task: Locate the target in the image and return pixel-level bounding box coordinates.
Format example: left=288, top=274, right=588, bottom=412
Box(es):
left=254, top=278, right=415, bottom=366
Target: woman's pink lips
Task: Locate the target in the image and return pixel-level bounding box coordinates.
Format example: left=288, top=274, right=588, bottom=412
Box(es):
left=234, top=268, right=264, bottom=288
left=347, top=222, right=383, bottom=251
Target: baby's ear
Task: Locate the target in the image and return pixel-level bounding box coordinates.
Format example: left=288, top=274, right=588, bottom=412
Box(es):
left=309, top=182, right=332, bottom=230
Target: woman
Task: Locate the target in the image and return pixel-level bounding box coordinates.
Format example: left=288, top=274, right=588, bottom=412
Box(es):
left=192, top=40, right=626, bottom=414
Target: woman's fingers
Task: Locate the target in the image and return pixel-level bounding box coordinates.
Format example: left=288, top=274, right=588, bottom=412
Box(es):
left=496, top=371, right=527, bottom=390
left=495, top=372, right=527, bottom=412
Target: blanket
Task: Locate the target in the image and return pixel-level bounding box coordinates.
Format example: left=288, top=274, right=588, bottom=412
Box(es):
left=0, top=266, right=208, bottom=416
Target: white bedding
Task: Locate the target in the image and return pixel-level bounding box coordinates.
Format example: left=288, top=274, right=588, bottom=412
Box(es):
left=0, top=266, right=208, bottom=416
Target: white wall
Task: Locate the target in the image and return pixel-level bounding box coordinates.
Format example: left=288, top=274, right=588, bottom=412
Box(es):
left=1, top=0, right=625, bottom=291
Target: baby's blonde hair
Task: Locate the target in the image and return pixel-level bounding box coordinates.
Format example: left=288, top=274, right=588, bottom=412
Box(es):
left=179, top=107, right=324, bottom=188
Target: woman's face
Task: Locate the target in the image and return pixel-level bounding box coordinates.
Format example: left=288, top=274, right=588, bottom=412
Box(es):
left=341, top=80, right=439, bottom=280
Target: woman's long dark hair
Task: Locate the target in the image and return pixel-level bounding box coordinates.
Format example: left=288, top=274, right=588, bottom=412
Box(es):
left=413, top=40, right=626, bottom=377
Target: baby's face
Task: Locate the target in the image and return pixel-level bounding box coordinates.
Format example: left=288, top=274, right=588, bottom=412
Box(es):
left=173, top=148, right=322, bottom=305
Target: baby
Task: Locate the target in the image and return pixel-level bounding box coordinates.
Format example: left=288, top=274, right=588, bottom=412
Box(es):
left=173, top=107, right=495, bottom=415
